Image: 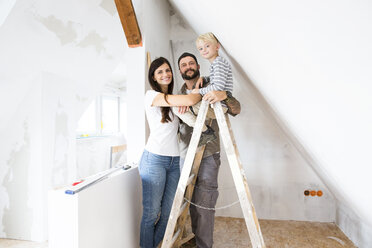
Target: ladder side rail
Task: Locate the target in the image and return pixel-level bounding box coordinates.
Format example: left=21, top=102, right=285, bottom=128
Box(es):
left=213, top=102, right=265, bottom=248
left=173, top=118, right=213, bottom=247
left=174, top=146, right=205, bottom=247
left=224, top=111, right=265, bottom=244
left=161, top=100, right=210, bottom=248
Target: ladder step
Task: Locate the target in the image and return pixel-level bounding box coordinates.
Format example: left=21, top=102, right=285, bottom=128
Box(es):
left=171, top=229, right=181, bottom=246
left=186, top=173, right=195, bottom=186
left=178, top=201, right=188, bottom=218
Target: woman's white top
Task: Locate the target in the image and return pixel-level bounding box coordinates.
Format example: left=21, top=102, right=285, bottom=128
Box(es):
left=144, top=90, right=180, bottom=156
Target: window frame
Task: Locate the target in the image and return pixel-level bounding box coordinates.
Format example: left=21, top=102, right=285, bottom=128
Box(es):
left=76, top=92, right=126, bottom=139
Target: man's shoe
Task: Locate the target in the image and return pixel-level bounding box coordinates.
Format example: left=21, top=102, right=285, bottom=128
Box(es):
left=198, top=125, right=217, bottom=147
left=181, top=237, right=196, bottom=248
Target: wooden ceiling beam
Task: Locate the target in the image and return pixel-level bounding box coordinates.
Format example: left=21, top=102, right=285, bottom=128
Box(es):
left=114, top=0, right=142, bottom=48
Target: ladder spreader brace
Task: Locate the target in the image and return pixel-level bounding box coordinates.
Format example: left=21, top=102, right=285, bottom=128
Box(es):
left=161, top=100, right=265, bottom=248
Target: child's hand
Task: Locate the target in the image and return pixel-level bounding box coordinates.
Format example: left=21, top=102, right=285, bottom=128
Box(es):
left=203, top=91, right=227, bottom=104
left=195, top=77, right=204, bottom=89
left=191, top=88, right=200, bottom=94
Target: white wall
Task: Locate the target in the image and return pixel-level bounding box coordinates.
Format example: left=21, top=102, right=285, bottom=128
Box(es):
left=0, top=0, right=126, bottom=241
left=169, top=0, right=372, bottom=246
left=0, top=0, right=126, bottom=133
left=0, top=78, right=43, bottom=240
left=126, top=0, right=172, bottom=163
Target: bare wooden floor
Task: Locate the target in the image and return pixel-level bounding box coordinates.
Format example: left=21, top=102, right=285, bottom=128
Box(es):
left=0, top=239, right=47, bottom=248
left=183, top=217, right=356, bottom=248
left=0, top=217, right=356, bottom=248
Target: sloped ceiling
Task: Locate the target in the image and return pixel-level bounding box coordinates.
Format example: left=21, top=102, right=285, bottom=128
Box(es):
left=168, top=0, right=372, bottom=226
left=0, top=0, right=16, bottom=26
left=0, top=0, right=126, bottom=133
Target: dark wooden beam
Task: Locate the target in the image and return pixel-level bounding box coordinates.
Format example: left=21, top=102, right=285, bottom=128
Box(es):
left=115, top=0, right=142, bottom=47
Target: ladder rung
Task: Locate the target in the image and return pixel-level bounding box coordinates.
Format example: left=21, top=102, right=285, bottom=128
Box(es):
left=186, top=174, right=195, bottom=186
left=171, top=229, right=181, bottom=246
left=178, top=201, right=188, bottom=218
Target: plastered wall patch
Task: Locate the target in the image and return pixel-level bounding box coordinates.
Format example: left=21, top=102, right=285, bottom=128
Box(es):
left=52, top=110, right=69, bottom=186
left=36, top=15, right=78, bottom=45
left=100, top=0, right=116, bottom=16
left=77, top=31, right=107, bottom=54
left=2, top=121, right=33, bottom=239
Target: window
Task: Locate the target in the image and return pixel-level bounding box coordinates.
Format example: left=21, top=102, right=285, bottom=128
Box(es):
left=119, top=99, right=127, bottom=138
left=77, top=94, right=126, bottom=138
left=76, top=100, right=97, bottom=135
left=102, top=96, right=119, bottom=134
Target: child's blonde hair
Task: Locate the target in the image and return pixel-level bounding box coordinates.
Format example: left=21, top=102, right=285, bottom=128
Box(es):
left=196, top=32, right=219, bottom=46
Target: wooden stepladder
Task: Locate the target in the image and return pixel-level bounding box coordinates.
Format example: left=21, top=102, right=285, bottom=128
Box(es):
left=161, top=100, right=265, bottom=248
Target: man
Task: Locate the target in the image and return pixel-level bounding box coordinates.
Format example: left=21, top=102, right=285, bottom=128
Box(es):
left=176, top=52, right=237, bottom=248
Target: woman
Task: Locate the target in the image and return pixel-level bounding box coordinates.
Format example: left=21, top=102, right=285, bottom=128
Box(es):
left=139, top=57, right=201, bottom=248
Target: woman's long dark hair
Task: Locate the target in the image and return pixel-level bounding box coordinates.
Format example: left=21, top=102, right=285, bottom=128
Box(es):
left=148, top=57, right=174, bottom=123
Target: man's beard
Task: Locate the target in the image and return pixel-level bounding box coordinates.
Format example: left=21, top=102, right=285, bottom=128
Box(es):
left=181, top=69, right=200, bottom=80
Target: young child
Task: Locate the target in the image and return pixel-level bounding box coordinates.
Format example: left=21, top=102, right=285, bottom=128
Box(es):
left=193, top=32, right=233, bottom=98
left=174, top=32, right=233, bottom=146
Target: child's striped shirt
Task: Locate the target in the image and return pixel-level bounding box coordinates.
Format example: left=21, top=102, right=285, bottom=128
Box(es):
left=199, top=56, right=233, bottom=96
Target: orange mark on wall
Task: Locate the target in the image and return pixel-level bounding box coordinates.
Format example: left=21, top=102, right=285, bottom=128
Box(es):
left=304, top=189, right=323, bottom=197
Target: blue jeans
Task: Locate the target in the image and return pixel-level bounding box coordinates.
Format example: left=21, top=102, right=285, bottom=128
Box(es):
left=139, top=150, right=180, bottom=248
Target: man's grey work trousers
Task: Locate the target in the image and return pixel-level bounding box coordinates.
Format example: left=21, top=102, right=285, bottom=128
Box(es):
left=181, top=152, right=221, bottom=248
